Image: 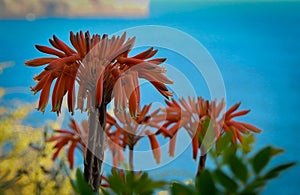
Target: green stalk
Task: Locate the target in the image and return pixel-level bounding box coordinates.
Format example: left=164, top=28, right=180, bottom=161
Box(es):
left=84, top=100, right=106, bottom=192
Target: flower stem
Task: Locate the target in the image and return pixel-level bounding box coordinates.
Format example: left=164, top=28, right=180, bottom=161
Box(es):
left=84, top=102, right=106, bottom=192
left=196, top=149, right=207, bottom=177
left=129, top=145, right=134, bottom=171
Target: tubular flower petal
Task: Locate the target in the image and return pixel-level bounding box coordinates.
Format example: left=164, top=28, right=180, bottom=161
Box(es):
left=25, top=57, right=58, bottom=66
left=25, top=31, right=173, bottom=114
left=168, top=132, right=177, bottom=157
left=192, top=133, right=199, bottom=160
left=146, top=130, right=161, bottom=164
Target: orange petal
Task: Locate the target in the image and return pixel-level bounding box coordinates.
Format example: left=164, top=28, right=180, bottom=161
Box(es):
left=35, top=45, right=65, bottom=57
left=150, top=81, right=172, bottom=99
left=146, top=130, right=161, bottom=164
left=106, top=113, right=117, bottom=125
left=67, top=80, right=75, bottom=114
left=229, top=110, right=250, bottom=119
left=76, top=85, right=86, bottom=112
left=156, top=126, right=173, bottom=138
left=79, top=31, right=87, bottom=56
left=236, top=130, right=243, bottom=143
left=230, top=127, right=238, bottom=145
left=45, top=55, right=77, bottom=70
left=95, top=73, right=104, bottom=107
left=132, top=72, right=140, bottom=115
left=70, top=31, right=80, bottom=53
left=52, top=75, right=67, bottom=113
left=25, top=57, right=57, bottom=67
left=46, top=135, right=62, bottom=142
left=168, top=122, right=181, bottom=136
left=226, top=121, right=248, bottom=134
left=52, top=138, right=69, bottom=160
left=49, top=38, right=60, bottom=50
left=33, top=70, right=48, bottom=81
left=53, top=35, right=76, bottom=56
left=38, top=74, right=54, bottom=112
left=179, top=98, right=193, bottom=114
left=132, top=47, right=155, bottom=59
left=241, top=122, right=262, bottom=133
left=69, top=119, right=79, bottom=132
left=124, top=72, right=139, bottom=117
left=171, top=99, right=181, bottom=108
left=31, top=72, right=51, bottom=93
left=168, top=132, right=177, bottom=157
left=139, top=70, right=173, bottom=84
left=68, top=141, right=77, bottom=169
left=215, top=98, right=225, bottom=117
left=129, top=91, right=138, bottom=117
left=147, top=58, right=167, bottom=65
left=225, top=102, right=241, bottom=118
left=188, top=97, right=197, bottom=113
left=138, top=104, right=151, bottom=122
left=192, top=133, right=199, bottom=160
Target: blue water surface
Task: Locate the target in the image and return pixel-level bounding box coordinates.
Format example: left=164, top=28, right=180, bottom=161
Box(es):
left=0, top=1, right=300, bottom=194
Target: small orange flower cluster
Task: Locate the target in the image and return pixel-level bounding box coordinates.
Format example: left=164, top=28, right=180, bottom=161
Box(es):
left=47, top=119, right=88, bottom=168
left=106, top=104, right=164, bottom=166
left=156, top=98, right=262, bottom=160
left=48, top=97, right=261, bottom=169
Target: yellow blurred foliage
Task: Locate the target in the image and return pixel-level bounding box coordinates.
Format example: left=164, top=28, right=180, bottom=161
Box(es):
left=0, top=88, right=73, bottom=194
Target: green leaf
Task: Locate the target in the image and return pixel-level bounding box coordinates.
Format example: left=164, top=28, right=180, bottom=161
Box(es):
left=100, top=188, right=110, bottom=195
left=214, top=169, right=238, bottom=192
left=216, top=131, right=233, bottom=155
left=134, top=172, right=166, bottom=194
left=200, top=117, right=216, bottom=150
left=108, top=172, right=126, bottom=194
left=229, top=155, right=248, bottom=182
left=196, top=170, right=216, bottom=195
left=241, top=134, right=255, bottom=154
left=251, top=146, right=272, bottom=174
left=125, top=170, right=135, bottom=193
left=74, top=168, right=94, bottom=195
left=241, top=178, right=266, bottom=194
left=141, top=181, right=167, bottom=194
left=171, top=182, right=197, bottom=195
left=222, top=144, right=237, bottom=164
left=251, top=146, right=283, bottom=174
left=270, top=148, right=284, bottom=156
left=263, top=162, right=296, bottom=180
left=106, top=170, right=166, bottom=195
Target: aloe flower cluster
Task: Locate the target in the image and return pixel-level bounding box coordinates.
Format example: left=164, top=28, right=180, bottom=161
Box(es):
left=25, top=30, right=261, bottom=191
left=25, top=31, right=172, bottom=115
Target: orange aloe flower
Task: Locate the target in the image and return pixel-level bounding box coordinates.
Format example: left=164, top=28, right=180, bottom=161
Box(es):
left=106, top=104, right=165, bottom=166
left=25, top=31, right=173, bottom=115
left=47, top=119, right=88, bottom=169
left=160, top=97, right=261, bottom=160
left=222, top=102, right=262, bottom=144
